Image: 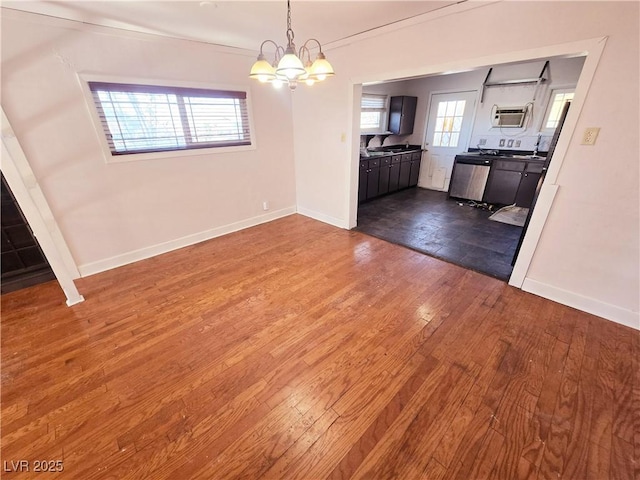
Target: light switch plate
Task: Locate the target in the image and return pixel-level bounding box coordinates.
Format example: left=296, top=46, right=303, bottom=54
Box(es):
left=582, top=127, right=600, bottom=145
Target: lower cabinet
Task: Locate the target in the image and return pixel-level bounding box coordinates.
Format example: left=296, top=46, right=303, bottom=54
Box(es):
left=483, top=159, right=545, bottom=208
left=398, top=153, right=412, bottom=189
left=389, top=156, right=401, bottom=192
left=358, top=151, right=422, bottom=203
left=367, top=159, right=380, bottom=199
left=484, top=160, right=524, bottom=205
left=378, top=157, right=391, bottom=195
left=358, top=160, right=368, bottom=203
left=359, top=159, right=380, bottom=203
left=409, top=152, right=421, bottom=187
left=515, top=163, right=544, bottom=207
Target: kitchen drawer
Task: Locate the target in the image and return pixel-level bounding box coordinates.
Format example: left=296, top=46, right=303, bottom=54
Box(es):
left=391, top=155, right=402, bottom=164
left=401, top=153, right=412, bottom=162
left=494, top=160, right=525, bottom=171
left=411, top=151, right=422, bottom=161
left=525, top=162, right=545, bottom=174
left=368, top=158, right=380, bottom=168
left=360, top=160, right=369, bottom=170
left=381, top=157, right=392, bottom=166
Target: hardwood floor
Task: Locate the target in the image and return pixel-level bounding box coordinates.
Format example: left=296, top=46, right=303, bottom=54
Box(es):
left=1, top=214, right=638, bottom=479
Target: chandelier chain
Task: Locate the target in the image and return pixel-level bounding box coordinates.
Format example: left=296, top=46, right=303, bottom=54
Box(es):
left=286, top=0, right=294, bottom=45
left=249, top=0, right=334, bottom=89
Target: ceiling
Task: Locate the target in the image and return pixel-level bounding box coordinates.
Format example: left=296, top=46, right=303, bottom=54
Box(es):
left=2, top=1, right=461, bottom=52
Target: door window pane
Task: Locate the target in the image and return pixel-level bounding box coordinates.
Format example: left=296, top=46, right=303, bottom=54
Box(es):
left=432, top=100, right=466, bottom=147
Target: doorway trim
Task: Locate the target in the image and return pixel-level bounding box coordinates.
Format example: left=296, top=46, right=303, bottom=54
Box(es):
left=1, top=107, right=84, bottom=306
left=348, top=36, right=608, bottom=288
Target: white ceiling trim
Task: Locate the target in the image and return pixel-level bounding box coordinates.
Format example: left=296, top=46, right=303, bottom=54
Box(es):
left=0, top=7, right=258, bottom=57
left=1, top=1, right=475, bottom=55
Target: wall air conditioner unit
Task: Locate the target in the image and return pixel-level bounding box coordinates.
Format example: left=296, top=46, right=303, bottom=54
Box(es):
left=492, top=106, right=528, bottom=128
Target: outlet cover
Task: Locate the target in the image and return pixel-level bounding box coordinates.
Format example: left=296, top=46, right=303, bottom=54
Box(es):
left=478, top=138, right=487, bottom=146
left=507, top=139, right=514, bottom=147
left=515, top=140, right=521, bottom=147
left=499, top=139, right=505, bottom=147
left=582, top=127, right=600, bottom=145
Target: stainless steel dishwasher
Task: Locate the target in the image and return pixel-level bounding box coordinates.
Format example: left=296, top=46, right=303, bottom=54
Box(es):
left=448, top=156, right=491, bottom=201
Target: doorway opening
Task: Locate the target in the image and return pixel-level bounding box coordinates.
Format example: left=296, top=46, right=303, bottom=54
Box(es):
left=354, top=54, right=586, bottom=280
left=1, top=173, right=56, bottom=293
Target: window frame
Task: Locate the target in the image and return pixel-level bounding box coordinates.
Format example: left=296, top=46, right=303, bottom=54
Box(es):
left=360, top=93, right=389, bottom=133
left=80, top=74, right=256, bottom=163
left=540, top=86, right=575, bottom=133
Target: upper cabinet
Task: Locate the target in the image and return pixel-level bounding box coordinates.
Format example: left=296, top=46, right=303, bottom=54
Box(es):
left=388, top=96, right=417, bottom=135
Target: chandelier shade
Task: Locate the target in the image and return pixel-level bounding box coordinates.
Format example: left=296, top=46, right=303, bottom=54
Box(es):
left=249, top=0, right=335, bottom=90
left=249, top=54, right=277, bottom=83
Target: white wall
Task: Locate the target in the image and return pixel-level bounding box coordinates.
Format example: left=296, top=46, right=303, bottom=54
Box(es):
left=363, top=56, right=585, bottom=152
left=362, top=56, right=585, bottom=191
left=292, top=1, right=639, bottom=328
left=1, top=9, right=297, bottom=276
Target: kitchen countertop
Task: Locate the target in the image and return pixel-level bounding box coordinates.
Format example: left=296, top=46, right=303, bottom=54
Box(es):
left=360, top=145, right=423, bottom=159
left=455, top=151, right=546, bottom=163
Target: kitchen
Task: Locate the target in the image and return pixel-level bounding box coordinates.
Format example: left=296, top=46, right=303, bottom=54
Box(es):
left=356, top=55, right=586, bottom=280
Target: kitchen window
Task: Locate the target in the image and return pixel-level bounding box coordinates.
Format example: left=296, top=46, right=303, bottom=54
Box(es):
left=88, top=82, right=252, bottom=156
left=543, top=89, right=574, bottom=131
left=360, top=93, right=388, bottom=131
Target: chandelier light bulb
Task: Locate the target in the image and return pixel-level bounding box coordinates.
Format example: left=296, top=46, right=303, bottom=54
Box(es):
left=276, top=47, right=306, bottom=81
left=249, top=1, right=335, bottom=89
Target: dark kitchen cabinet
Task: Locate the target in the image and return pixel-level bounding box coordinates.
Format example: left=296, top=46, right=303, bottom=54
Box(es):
left=358, top=149, right=422, bottom=203
left=367, top=159, right=381, bottom=199
left=409, top=151, right=422, bottom=187
left=378, top=157, right=391, bottom=195
left=388, top=96, right=417, bottom=135
left=515, top=163, right=544, bottom=208
left=398, top=153, right=412, bottom=189
left=358, top=160, right=368, bottom=203
left=358, top=158, right=382, bottom=203
left=389, top=155, right=401, bottom=192
left=484, top=160, right=524, bottom=205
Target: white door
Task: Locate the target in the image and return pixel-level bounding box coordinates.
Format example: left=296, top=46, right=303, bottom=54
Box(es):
left=421, top=91, right=477, bottom=191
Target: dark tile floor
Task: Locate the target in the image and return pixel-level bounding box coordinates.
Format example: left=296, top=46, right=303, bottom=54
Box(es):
left=355, top=188, right=523, bottom=280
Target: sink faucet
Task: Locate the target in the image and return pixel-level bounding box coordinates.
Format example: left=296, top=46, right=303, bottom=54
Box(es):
left=533, top=134, right=542, bottom=156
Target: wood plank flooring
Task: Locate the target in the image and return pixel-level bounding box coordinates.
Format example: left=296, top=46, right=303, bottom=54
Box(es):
left=1, top=214, right=638, bottom=479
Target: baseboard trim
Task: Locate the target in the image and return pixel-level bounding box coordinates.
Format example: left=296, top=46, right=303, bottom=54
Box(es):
left=296, top=207, right=348, bottom=229
left=522, top=278, right=639, bottom=331
left=78, top=207, right=297, bottom=277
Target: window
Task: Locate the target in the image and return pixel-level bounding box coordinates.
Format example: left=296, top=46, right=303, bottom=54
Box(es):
left=88, top=82, right=251, bottom=156
left=360, top=93, right=388, bottom=131
left=432, top=100, right=466, bottom=147
left=544, top=89, right=574, bottom=130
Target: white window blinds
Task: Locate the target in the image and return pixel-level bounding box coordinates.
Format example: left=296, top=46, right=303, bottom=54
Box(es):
left=361, top=94, right=387, bottom=110
left=360, top=94, right=388, bottom=130
left=88, top=82, right=252, bottom=155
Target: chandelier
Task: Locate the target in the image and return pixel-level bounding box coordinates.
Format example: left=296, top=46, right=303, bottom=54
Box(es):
left=249, top=0, right=335, bottom=90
